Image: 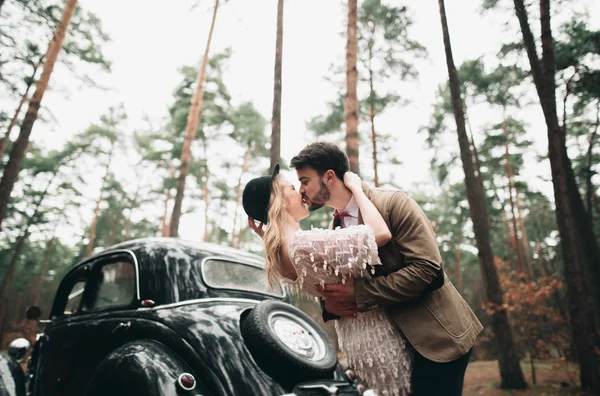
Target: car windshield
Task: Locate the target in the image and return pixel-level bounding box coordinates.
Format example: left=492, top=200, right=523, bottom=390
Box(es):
left=202, top=259, right=284, bottom=298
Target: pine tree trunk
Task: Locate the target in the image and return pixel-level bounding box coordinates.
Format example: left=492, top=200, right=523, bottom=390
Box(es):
left=161, top=161, right=175, bottom=237
left=203, top=140, right=210, bottom=242
left=345, top=0, right=359, bottom=175
left=0, top=174, right=53, bottom=301
left=536, top=243, right=548, bottom=277
left=33, top=237, right=55, bottom=308
left=108, top=213, right=117, bottom=246
left=270, top=0, right=283, bottom=172
left=123, top=183, right=139, bottom=242
left=513, top=0, right=600, bottom=391
left=514, top=186, right=534, bottom=278
left=503, top=117, right=524, bottom=273
left=498, top=185, right=515, bottom=269
left=438, top=0, right=527, bottom=388
left=28, top=236, right=55, bottom=340
left=0, top=230, right=29, bottom=346
left=0, top=0, right=78, bottom=231
left=586, top=103, right=599, bottom=221
left=456, top=228, right=463, bottom=294
left=0, top=52, right=45, bottom=163
left=232, top=143, right=251, bottom=247
left=86, top=162, right=110, bottom=256
left=502, top=207, right=514, bottom=269
left=367, top=47, right=379, bottom=187
left=170, top=0, right=219, bottom=238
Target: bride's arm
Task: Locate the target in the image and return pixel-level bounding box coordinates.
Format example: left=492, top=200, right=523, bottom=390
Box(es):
left=344, top=172, right=391, bottom=247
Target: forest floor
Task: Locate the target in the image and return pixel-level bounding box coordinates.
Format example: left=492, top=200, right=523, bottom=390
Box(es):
left=464, top=360, right=590, bottom=395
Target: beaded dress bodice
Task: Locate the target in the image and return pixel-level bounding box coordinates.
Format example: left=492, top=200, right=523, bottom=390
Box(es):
left=284, top=225, right=412, bottom=395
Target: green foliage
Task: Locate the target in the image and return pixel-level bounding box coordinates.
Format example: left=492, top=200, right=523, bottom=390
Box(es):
left=307, top=1, right=425, bottom=183
left=0, top=0, right=111, bottom=126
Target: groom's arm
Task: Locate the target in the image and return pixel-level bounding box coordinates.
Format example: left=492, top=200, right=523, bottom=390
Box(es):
left=353, top=191, right=445, bottom=311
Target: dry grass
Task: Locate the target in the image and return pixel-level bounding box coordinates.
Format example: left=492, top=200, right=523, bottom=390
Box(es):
left=464, top=360, right=591, bottom=396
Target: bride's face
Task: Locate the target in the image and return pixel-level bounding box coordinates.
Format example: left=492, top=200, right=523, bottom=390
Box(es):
left=281, top=178, right=309, bottom=221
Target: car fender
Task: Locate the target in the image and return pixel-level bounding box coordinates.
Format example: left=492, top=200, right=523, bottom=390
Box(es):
left=84, top=339, right=207, bottom=396
left=0, top=354, right=25, bottom=396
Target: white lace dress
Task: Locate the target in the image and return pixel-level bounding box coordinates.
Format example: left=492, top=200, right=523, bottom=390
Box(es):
left=285, top=225, right=412, bottom=396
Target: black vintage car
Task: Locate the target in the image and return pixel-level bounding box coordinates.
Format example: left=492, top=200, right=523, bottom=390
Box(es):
left=0, top=238, right=371, bottom=396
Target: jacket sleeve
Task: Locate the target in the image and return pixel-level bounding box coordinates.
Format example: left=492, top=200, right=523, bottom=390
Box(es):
left=353, top=192, right=445, bottom=311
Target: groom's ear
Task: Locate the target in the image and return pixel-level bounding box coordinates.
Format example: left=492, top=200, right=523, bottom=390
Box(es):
left=324, top=169, right=336, bottom=185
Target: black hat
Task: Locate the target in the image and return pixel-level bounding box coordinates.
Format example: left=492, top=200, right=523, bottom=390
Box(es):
left=242, top=164, right=280, bottom=224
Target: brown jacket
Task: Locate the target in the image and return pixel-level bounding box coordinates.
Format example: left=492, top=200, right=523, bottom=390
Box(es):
left=331, top=184, right=483, bottom=363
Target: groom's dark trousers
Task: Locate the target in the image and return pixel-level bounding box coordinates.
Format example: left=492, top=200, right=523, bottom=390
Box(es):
left=411, top=348, right=472, bottom=396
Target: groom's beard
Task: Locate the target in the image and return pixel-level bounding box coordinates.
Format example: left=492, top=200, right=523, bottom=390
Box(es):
left=307, top=180, right=331, bottom=211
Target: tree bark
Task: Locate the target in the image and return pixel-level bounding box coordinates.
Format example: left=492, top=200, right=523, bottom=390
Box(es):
left=514, top=186, right=534, bottom=278
left=161, top=161, right=174, bottom=237
left=536, top=243, right=548, bottom=277
left=123, top=183, right=140, bottom=242
left=368, top=44, right=379, bottom=187
left=270, top=0, right=283, bottom=172
left=0, top=53, right=46, bottom=164
left=86, top=160, right=111, bottom=256
left=503, top=117, right=524, bottom=274
left=0, top=0, right=78, bottom=231
left=170, top=0, right=219, bottom=237
left=0, top=230, right=30, bottom=346
left=203, top=139, right=210, bottom=242
left=513, top=0, right=600, bottom=391
left=232, top=142, right=251, bottom=247
left=586, top=103, right=599, bottom=221
left=455, top=228, right=463, bottom=294
left=438, top=0, right=527, bottom=389
left=345, top=0, right=360, bottom=174
left=0, top=174, right=53, bottom=345
left=28, top=235, right=55, bottom=340
left=34, top=237, right=55, bottom=308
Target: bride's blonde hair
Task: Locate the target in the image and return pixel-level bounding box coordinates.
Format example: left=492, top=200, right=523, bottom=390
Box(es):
left=263, top=175, right=288, bottom=289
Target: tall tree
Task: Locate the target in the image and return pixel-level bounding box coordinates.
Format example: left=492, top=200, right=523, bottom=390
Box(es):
left=229, top=102, right=268, bottom=247
left=0, top=0, right=78, bottom=231
left=270, top=0, right=283, bottom=172
left=345, top=0, right=359, bottom=174
left=511, top=1, right=600, bottom=392
left=170, top=0, right=220, bottom=237
left=0, top=46, right=46, bottom=162
left=80, top=107, right=123, bottom=256
left=0, top=172, right=53, bottom=345
left=437, top=0, right=527, bottom=389
left=358, top=0, right=425, bottom=186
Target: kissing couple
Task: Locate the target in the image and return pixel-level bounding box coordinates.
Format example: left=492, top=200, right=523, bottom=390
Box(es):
left=242, top=142, right=482, bottom=396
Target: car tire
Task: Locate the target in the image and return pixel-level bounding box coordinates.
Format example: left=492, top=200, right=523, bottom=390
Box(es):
left=241, top=300, right=337, bottom=390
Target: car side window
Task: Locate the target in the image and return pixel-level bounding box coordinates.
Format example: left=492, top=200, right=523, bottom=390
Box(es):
left=202, top=259, right=285, bottom=298
left=86, top=261, right=136, bottom=310
left=64, top=280, right=86, bottom=315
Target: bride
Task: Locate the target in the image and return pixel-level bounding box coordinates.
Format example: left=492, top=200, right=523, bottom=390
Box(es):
left=243, top=164, right=412, bottom=396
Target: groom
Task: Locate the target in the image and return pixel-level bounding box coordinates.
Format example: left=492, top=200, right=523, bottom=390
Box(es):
left=251, top=142, right=482, bottom=396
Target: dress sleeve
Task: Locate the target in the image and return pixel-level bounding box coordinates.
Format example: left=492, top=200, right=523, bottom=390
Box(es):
left=290, top=224, right=382, bottom=280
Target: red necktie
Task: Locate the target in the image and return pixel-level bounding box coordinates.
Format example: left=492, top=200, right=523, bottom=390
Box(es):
left=333, top=210, right=351, bottom=218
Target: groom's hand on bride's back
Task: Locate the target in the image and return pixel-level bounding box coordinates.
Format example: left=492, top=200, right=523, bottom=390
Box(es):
left=248, top=217, right=265, bottom=238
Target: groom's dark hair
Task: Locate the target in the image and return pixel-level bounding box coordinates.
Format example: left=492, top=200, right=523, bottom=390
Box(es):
left=290, top=142, right=350, bottom=180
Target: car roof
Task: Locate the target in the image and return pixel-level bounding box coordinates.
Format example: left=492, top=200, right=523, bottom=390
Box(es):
left=104, top=237, right=265, bottom=267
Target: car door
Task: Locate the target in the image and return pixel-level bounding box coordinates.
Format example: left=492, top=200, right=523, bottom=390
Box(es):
left=34, top=251, right=139, bottom=396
